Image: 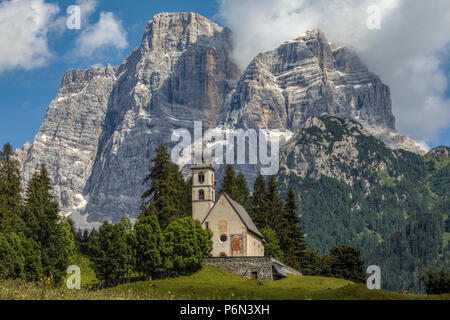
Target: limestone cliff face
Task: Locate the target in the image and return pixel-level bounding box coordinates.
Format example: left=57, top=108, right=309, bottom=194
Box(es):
left=20, top=65, right=117, bottom=220
left=20, top=13, right=240, bottom=225
left=222, top=30, right=423, bottom=154
left=17, top=14, right=425, bottom=226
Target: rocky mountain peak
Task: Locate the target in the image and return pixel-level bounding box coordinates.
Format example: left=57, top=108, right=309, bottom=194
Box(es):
left=140, top=12, right=232, bottom=54
left=60, top=64, right=117, bottom=93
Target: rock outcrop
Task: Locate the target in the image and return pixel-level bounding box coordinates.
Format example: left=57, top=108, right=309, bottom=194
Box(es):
left=428, top=146, right=449, bottom=157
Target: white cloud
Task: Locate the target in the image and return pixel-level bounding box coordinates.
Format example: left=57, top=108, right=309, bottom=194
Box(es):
left=0, top=0, right=127, bottom=70
left=74, top=11, right=128, bottom=57
left=76, top=0, right=98, bottom=25
left=217, top=0, right=450, bottom=143
left=0, top=0, right=60, bottom=72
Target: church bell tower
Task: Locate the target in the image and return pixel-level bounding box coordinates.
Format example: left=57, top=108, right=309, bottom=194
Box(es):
left=191, top=165, right=215, bottom=223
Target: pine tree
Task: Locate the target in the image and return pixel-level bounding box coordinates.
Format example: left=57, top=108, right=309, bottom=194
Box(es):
left=220, top=165, right=241, bottom=203
left=251, top=175, right=267, bottom=229
left=0, top=143, right=24, bottom=233
left=22, top=164, right=70, bottom=283
left=264, top=176, right=286, bottom=233
left=141, top=145, right=187, bottom=229
left=299, top=248, right=323, bottom=276
left=329, top=245, right=366, bottom=283
left=236, top=172, right=252, bottom=213
left=280, top=189, right=307, bottom=270
left=181, top=178, right=192, bottom=216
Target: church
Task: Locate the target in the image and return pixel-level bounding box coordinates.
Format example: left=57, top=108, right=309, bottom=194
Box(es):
left=191, top=164, right=301, bottom=280
left=191, top=164, right=265, bottom=258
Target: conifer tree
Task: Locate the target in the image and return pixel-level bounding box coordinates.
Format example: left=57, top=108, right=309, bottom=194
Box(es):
left=299, top=248, right=323, bottom=276
left=220, top=165, right=241, bottom=203
left=141, top=145, right=187, bottom=229
left=329, top=245, right=366, bottom=283
left=22, top=164, right=70, bottom=283
left=251, top=175, right=267, bottom=229
left=264, top=176, right=286, bottom=233
left=0, top=143, right=24, bottom=233
left=280, top=189, right=307, bottom=269
left=236, top=171, right=252, bottom=213
left=181, top=178, right=192, bottom=216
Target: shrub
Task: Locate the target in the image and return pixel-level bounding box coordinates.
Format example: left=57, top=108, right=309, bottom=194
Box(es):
left=89, top=217, right=135, bottom=286
left=134, top=215, right=165, bottom=279
left=423, top=269, right=450, bottom=295
left=164, top=217, right=212, bottom=275
left=0, top=233, right=42, bottom=281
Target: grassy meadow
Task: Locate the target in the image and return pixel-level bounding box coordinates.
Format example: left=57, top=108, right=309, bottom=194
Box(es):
left=1, top=259, right=449, bottom=300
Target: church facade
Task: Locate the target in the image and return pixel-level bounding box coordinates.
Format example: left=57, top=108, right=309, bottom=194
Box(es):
left=191, top=165, right=265, bottom=257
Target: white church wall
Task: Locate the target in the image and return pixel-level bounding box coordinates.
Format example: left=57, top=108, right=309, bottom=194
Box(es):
left=204, top=195, right=248, bottom=257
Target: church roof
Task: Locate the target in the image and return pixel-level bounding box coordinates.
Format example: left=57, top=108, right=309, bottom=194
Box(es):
left=221, top=193, right=264, bottom=239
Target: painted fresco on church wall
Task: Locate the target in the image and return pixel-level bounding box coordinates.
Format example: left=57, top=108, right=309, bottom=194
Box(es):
left=231, top=234, right=245, bottom=257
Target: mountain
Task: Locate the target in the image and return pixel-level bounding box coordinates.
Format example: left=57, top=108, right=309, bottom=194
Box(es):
left=17, top=13, right=240, bottom=227
left=16, top=13, right=426, bottom=227
left=221, top=29, right=424, bottom=155
left=277, top=116, right=449, bottom=292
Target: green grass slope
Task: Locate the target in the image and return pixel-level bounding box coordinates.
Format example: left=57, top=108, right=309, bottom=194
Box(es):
left=1, top=267, right=449, bottom=300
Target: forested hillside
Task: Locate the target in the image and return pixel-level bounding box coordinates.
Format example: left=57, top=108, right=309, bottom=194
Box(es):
left=278, top=117, right=449, bottom=293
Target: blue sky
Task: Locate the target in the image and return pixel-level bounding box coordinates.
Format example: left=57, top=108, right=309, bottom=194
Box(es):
left=0, top=0, right=448, bottom=151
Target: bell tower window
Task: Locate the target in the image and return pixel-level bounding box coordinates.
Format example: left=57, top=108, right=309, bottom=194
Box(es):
left=199, top=189, right=205, bottom=200
left=198, top=172, right=205, bottom=184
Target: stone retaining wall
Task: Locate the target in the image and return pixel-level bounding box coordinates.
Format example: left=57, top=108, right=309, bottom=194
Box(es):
left=203, top=257, right=273, bottom=280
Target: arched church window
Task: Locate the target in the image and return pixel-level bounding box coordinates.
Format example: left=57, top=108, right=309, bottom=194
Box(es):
left=199, top=172, right=205, bottom=184
left=199, top=189, right=205, bottom=200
